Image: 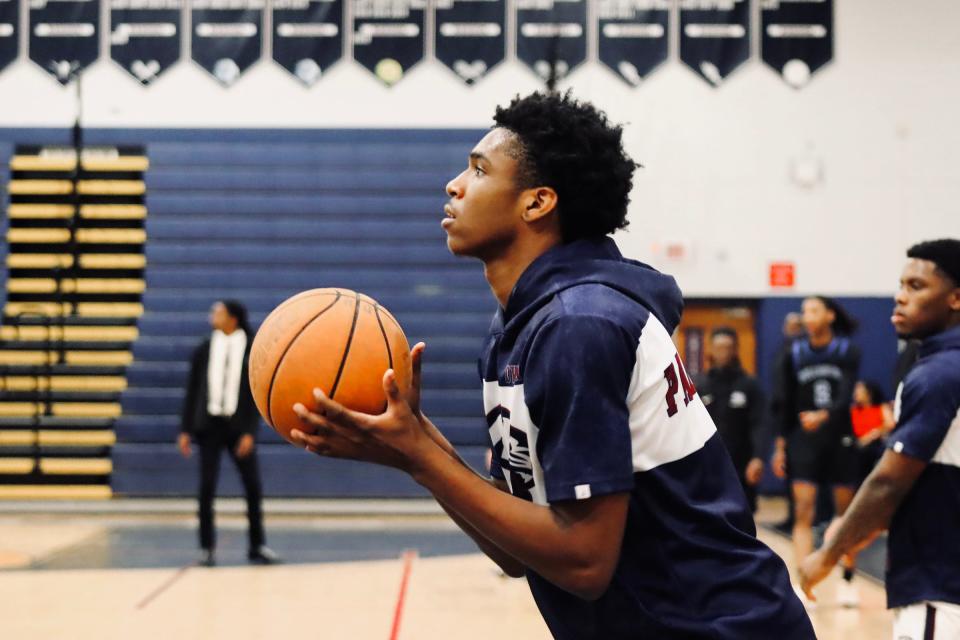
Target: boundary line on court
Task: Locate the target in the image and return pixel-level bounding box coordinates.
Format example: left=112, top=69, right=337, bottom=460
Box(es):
left=135, top=563, right=192, bottom=610
left=388, top=549, right=418, bottom=640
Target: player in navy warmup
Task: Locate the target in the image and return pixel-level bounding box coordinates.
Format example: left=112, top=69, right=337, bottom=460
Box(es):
left=771, top=296, right=863, bottom=606
left=290, top=92, right=814, bottom=638
left=801, top=238, right=960, bottom=639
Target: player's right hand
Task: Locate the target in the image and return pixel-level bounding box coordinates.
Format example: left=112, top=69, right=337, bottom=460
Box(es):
left=771, top=448, right=787, bottom=479
left=177, top=433, right=192, bottom=459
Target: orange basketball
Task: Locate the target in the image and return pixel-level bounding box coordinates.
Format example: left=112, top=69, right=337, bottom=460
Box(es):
left=248, top=288, right=411, bottom=442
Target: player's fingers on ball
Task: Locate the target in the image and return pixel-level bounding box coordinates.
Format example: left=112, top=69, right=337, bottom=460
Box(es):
left=313, top=388, right=351, bottom=421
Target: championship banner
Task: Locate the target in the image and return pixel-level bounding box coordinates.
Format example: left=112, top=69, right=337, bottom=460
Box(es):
left=352, top=0, right=426, bottom=86
left=516, top=0, right=586, bottom=84
left=761, top=0, right=832, bottom=89
left=111, top=0, right=182, bottom=85
left=597, top=0, right=669, bottom=86
left=0, top=0, right=17, bottom=75
left=192, top=0, right=263, bottom=86
left=29, top=0, right=100, bottom=84
left=435, top=0, right=505, bottom=85
left=679, top=0, right=749, bottom=87
left=272, top=0, right=341, bottom=86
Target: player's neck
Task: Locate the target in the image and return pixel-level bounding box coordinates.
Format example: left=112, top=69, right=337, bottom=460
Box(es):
left=483, top=236, right=562, bottom=309
left=808, top=329, right=833, bottom=348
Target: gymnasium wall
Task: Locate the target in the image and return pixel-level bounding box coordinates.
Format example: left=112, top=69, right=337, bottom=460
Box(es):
left=0, top=0, right=957, bottom=296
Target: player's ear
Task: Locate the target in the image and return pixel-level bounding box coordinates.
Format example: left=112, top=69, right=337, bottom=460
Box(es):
left=521, top=187, right=558, bottom=223
left=948, top=285, right=960, bottom=312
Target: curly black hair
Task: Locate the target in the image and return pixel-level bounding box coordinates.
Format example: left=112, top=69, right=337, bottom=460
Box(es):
left=907, top=238, right=960, bottom=287
left=493, top=91, right=638, bottom=242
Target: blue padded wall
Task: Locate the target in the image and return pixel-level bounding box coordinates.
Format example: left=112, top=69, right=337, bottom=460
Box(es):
left=1, top=128, right=495, bottom=497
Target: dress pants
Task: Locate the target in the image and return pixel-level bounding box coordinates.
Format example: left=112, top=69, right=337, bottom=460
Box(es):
left=196, top=419, right=265, bottom=552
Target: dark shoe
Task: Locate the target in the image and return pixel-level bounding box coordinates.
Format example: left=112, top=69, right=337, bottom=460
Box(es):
left=248, top=545, right=281, bottom=565
left=198, top=549, right=216, bottom=567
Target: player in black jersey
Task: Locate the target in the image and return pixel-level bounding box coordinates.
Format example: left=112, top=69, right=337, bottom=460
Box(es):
left=772, top=296, right=862, bottom=606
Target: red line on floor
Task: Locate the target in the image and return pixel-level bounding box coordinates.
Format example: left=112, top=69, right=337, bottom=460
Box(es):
left=388, top=549, right=418, bottom=640
left=136, top=563, right=192, bottom=610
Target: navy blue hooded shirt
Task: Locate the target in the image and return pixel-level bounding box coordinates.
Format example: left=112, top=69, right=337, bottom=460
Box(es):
left=887, top=323, right=960, bottom=609
left=479, top=238, right=813, bottom=639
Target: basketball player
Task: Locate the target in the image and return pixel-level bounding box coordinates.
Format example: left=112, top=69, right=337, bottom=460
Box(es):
left=800, top=239, right=960, bottom=639
left=771, top=296, right=862, bottom=606
left=291, top=92, right=813, bottom=638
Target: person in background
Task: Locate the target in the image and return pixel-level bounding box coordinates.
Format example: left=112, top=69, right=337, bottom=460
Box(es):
left=850, top=380, right=895, bottom=482
left=178, top=300, right=279, bottom=567
left=771, top=296, right=862, bottom=608
left=696, top=328, right=766, bottom=512
left=770, top=312, right=806, bottom=532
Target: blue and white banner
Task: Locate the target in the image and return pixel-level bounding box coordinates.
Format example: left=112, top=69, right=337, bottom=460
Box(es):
left=679, top=0, right=750, bottom=87
left=192, top=0, right=263, bottom=86
left=273, top=0, right=341, bottom=86
left=516, top=0, right=586, bottom=84
left=111, top=0, right=181, bottom=85
left=598, top=0, right=669, bottom=86
left=0, top=0, right=17, bottom=75
left=29, top=0, right=100, bottom=84
left=435, top=0, right=505, bottom=85
left=761, top=0, right=832, bottom=89
left=352, top=0, right=426, bottom=86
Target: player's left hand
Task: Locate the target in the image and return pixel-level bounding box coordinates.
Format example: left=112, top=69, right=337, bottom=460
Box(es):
left=235, top=433, right=255, bottom=459
left=798, top=548, right=835, bottom=601
left=744, top=458, right=764, bottom=485
left=799, top=410, right=829, bottom=432
left=289, top=367, right=435, bottom=474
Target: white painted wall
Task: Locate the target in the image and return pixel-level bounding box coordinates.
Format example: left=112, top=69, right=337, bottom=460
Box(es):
left=0, top=0, right=957, bottom=296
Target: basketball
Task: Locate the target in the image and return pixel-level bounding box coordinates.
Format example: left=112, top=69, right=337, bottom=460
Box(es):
left=248, top=288, right=411, bottom=442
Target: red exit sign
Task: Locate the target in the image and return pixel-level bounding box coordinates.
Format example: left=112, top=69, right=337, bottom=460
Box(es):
left=769, top=262, right=796, bottom=288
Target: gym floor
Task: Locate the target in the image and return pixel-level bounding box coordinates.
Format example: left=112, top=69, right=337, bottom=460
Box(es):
left=0, top=498, right=892, bottom=639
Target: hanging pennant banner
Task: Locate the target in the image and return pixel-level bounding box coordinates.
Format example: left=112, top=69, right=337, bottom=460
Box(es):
left=761, top=0, right=832, bottom=89
left=192, top=0, right=263, bottom=86
left=597, top=0, right=669, bottom=87
left=679, top=0, right=749, bottom=87
left=273, top=0, right=342, bottom=86
left=352, top=0, right=426, bottom=87
left=0, top=0, right=17, bottom=75
left=435, top=0, right=505, bottom=85
left=516, top=0, right=587, bottom=84
left=29, top=0, right=100, bottom=84
left=111, top=0, right=182, bottom=85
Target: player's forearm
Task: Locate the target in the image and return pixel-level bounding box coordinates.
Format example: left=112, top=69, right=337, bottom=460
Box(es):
left=436, top=496, right=526, bottom=577
left=411, top=445, right=619, bottom=600
left=419, top=418, right=526, bottom=576
left=821, top=473, right=902, bottom=562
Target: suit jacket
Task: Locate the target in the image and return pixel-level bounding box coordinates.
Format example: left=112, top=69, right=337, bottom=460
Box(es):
left=181, top=337, right=259, bottom=436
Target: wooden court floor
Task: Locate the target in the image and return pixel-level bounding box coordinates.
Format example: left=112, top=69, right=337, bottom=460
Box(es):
left=0, top=499, right=892, bottom=639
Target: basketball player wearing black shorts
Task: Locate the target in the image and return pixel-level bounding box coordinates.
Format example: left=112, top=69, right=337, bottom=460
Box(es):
left=772, top=295, right=862, bottom=606
left=801, top=239, right=960, bottom=639
left=290, top=92, right=814, bottom=638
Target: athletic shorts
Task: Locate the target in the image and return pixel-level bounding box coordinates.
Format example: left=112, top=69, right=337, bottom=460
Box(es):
left=893, top=601, right=960, bottom=640
left=787, top=430, right=859, bottom=486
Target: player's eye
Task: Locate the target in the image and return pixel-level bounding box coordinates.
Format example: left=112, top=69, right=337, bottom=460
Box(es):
left=474, top=166, right=485, bottom=176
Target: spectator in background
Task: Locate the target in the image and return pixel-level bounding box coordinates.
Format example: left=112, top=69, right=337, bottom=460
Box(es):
left=850, top=380, right=895, bottom=482
left=771, top=296, right=862, bottom=608
left=178, top=300, right=279, bottom=567
left=696, top=328, right=766, bottom=512
left=770, top=312, right=806, bottom=532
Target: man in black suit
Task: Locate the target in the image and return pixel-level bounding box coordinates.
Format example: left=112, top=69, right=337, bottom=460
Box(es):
left=178, top=300, right=278, bottom=566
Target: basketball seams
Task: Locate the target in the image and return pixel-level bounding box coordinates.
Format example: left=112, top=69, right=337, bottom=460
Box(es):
left=329, top=291, right=362, bottom=400
left=264, top=291, right=342, bottom=428
left=373, top=304, right=394, bottom=370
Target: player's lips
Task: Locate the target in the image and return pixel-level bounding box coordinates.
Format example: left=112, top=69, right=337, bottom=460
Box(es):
left=892, top=311, right=907, bottom=323
left=442, top=205, right=457, bottom=228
